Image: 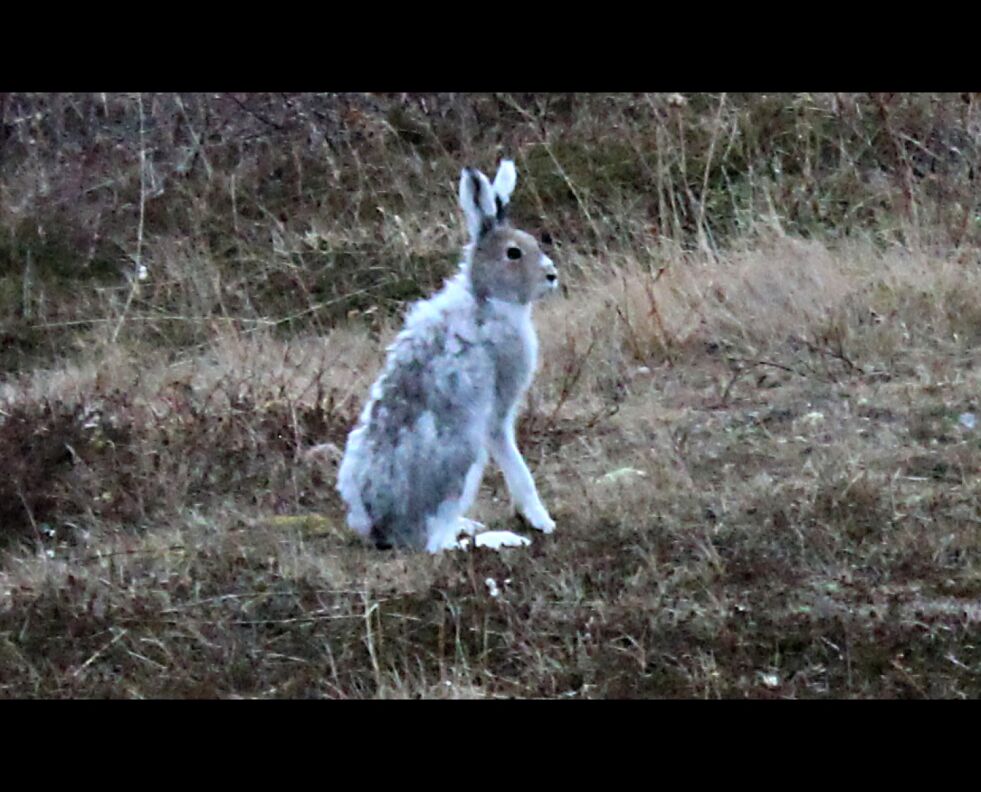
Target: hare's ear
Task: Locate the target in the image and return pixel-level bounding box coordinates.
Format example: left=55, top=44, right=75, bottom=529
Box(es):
left=492, top=159, right=517, bottom=221
left=459, top=167, right=497, bottom=241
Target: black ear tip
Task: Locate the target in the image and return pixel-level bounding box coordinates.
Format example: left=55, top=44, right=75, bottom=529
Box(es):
left=495, top=195, right=508, bottom=221
left=470, top=172, right=484, bottom=210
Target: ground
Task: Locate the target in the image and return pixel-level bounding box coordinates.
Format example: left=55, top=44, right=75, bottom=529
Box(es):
left=1, top=93, right=979, bottom=697
left=2, top=235, right=979, bottom=697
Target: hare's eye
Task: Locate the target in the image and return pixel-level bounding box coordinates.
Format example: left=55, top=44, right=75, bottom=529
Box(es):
left=506, top=247, right=523, bottom=260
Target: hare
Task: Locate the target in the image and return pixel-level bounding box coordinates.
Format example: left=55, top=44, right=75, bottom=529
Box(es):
left=337, top=159, right=558, bottom=553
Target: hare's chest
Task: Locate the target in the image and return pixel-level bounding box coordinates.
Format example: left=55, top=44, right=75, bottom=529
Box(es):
left=485, top=316, right=538, bottom=420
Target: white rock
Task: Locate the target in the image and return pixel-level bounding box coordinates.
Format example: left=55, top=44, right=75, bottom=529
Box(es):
left=595, top=467, right=648, bottom=486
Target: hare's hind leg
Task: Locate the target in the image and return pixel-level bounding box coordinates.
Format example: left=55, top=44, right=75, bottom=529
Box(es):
left=423, top=451, right=532, bottom=553
left=424, top=449, right=490, bottom=553
left=487, top=427, right=555, bottom=534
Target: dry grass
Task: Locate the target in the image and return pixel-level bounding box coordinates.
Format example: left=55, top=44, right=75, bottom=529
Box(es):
left=3, top=93, right=980, bottom=364
left=2, top=93, right=980, bottom=697
left=2, top=231, right=980, bottom=698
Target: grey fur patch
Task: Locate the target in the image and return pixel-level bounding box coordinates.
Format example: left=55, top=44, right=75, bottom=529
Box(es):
left=481, top=311, right=534, bottom=428
left=351, top=326, right=494, bottom=550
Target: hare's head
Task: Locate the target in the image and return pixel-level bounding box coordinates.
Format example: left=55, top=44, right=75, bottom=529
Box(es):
left=459, top=160, right=558, bottom=305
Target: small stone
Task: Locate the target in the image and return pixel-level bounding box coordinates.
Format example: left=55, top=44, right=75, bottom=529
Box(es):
left=595, top=467, right=647, bottom=486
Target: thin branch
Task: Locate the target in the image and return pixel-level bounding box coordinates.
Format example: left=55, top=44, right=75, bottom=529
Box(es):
left=111, top=92, right=147, bottom=344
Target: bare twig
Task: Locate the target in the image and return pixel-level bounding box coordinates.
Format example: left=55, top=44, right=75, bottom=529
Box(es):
left=696, top=93, right=727, bottom=258
left=111, top=92, right=147, bottom=344
left=16, top=487, right=43, bottom=547
left=720, top=357, right=810, bottom=405
left=73, top=629, right=129, bottom=679
left=226, top=93, right=284, bottom=131
left=541, top=331, right=598, bottom=436
left=798, top=337, right=866, bottom=374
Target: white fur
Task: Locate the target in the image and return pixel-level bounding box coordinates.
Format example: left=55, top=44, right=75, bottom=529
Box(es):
left=457, top=531, right=531, bottom=550
left=458, top=168, right=497, bottom=240
left=492, top=159, right=517, bottom=206
left=337, top=161, right=555, bottom=553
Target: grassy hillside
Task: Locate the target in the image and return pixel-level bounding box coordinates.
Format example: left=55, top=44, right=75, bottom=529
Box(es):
left=0, top=93, right=979, bottom=697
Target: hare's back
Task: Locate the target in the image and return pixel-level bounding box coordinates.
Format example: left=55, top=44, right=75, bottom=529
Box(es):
left=369, top=321, right=492, bottom=440
left=355, top=323, right=494, bottom=547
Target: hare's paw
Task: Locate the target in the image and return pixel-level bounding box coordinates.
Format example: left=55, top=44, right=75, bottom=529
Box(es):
left=455, top=517, right=486, bottom=537
left=518, top=504, right=556, bottom=534
left=531, top=513, right=556, bottom=534
left=455, top=530, right=530, bottom=551
left=474, top=531, right=531, bottom=550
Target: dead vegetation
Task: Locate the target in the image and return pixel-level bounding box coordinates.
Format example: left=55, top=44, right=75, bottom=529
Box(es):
left=1, top=93, right=980, bottom=697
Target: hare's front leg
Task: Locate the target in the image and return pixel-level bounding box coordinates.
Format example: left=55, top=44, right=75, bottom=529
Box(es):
left=487, top=426, right=555, bottom=534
